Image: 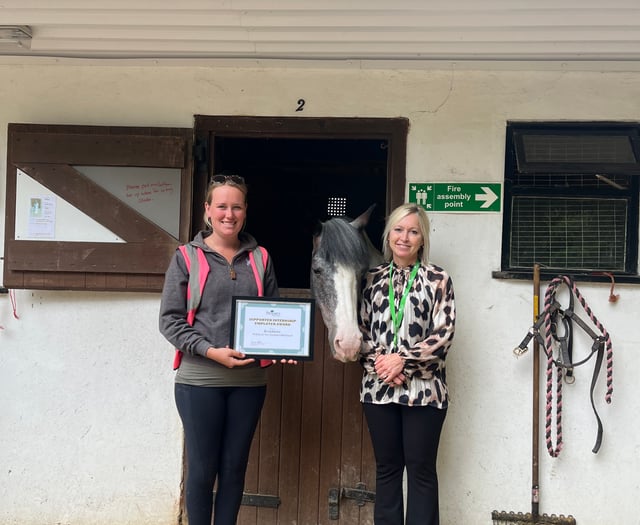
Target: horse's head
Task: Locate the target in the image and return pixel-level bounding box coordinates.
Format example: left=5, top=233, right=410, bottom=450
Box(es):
left=310, top=205, right=383, bottom=362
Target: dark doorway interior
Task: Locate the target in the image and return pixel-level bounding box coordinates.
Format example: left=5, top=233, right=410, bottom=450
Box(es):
left=190, top=116, right=407, bottom=525
left=212, top=137, right=389, bottom=288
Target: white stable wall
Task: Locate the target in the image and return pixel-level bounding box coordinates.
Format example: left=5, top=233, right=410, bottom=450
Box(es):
left=0, top=59, right=639, bottom=525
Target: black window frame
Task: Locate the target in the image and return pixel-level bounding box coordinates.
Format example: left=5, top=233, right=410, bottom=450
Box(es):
left=494, top=121, right=640, bottom=283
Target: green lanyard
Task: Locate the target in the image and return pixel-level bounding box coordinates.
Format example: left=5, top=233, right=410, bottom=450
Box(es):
left=388, top=261, right=420, bottom=350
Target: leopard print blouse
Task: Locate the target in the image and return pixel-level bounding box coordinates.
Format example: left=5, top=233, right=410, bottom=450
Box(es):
left=358, top=261, right=456, bottom=408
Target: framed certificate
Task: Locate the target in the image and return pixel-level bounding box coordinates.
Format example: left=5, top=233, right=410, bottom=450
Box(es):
left=230, top=296, right=315, bottom=361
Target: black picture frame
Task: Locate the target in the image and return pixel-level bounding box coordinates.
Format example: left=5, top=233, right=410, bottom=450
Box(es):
left=230, top=296, right=315, bottom=361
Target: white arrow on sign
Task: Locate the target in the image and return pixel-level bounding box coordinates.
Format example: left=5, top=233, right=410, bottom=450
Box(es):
left=475, top=186, right=498, bottom=208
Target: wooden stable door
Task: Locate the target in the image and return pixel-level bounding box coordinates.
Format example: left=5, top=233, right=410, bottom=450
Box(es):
left=238, top=307, right=376, bottom=525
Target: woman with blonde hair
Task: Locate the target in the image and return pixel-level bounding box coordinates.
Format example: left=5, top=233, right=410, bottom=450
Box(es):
left=359, top=203, right=456, bottom=525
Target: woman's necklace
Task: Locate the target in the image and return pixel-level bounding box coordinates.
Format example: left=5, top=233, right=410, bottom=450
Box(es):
left=206, top=236, right=239, bottom=280
left=388, top=261, right=420, bottom=351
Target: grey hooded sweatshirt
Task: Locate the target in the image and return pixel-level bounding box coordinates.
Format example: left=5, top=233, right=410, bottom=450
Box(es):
left=159, top=230, right=279, bottom=387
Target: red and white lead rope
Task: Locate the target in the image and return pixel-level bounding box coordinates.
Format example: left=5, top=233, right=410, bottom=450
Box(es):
left=9, top=289, right=20, bottom=320
left=1, top=289, right=19, bottom=330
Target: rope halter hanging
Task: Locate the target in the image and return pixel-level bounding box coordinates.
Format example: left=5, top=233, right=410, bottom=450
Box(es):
left=514, top=275, right=613, bottom=457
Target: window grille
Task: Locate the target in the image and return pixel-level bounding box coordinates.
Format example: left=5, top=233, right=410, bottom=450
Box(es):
left=509, top=197, right=627, bottom=271
left=501, top=123, right=639, bottom=277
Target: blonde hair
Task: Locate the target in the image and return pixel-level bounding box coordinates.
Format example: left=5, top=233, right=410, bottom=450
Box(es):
left=203, top=175, right=248, bottom=230
left=381, top=203, right=430, bottom=265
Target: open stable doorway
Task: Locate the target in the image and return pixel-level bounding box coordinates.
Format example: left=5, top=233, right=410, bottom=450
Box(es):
left=213, top=136, right=388, bottom=288
left=193, top=116, right=408, bottom=291
left=193, top=115, right=408, bottom=525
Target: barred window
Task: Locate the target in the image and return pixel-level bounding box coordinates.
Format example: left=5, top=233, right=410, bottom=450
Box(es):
left=500, top=123, right=639, bottom=278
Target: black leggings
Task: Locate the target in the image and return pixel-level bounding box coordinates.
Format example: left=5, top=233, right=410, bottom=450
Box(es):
left=363, top=402, right=447, bottom=525
left=175, top=383, right=266, bottom=525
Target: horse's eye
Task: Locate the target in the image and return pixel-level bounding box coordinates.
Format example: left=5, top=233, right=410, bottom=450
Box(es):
left=312, top=267, right=322, bottom=275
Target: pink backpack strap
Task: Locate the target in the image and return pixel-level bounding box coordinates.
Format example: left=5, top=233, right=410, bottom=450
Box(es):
left=248, top=246, right=274, bottom=368
left=248, top=246, right=269, bottom=297
left=178, top=244, right=210, bottom=325
left=173, top=244, right=210, bottom=370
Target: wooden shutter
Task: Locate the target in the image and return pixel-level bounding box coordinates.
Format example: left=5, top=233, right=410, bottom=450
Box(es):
left=3, top=124, right=193, bottom=292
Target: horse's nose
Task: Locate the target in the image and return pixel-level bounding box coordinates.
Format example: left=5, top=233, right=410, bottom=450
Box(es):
left=333, top=332, right=363, bottom=362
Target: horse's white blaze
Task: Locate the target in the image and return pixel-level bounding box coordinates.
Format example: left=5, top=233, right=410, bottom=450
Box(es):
left=332, top=264, right=363, bottom=362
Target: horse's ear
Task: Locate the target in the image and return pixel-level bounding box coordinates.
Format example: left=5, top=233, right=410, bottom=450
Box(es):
left=350, top=204, right=376, bottom=230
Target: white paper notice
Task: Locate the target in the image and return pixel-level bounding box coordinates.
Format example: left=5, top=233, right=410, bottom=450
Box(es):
left=27, top=195, right=56, bottom=239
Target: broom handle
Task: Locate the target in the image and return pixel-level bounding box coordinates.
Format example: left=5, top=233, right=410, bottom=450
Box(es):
left=532, top=264, right=541, bottom=517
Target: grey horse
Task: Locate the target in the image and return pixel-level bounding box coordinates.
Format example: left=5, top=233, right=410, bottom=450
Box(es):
left=310, top=205, right=383, bottom=362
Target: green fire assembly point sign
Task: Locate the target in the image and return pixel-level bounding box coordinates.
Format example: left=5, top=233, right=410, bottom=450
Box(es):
left=408, top=183, right=501, bottom=213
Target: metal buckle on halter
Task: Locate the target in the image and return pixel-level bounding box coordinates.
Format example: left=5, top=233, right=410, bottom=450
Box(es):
left=550, top=308, right=575, bottom=383
left=513, top=315, right=546, bottom=356
left=513, top=327, right=535, bottom=356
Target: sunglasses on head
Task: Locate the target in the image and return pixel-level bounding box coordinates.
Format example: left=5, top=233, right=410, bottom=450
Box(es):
left=210, top=175, right=245, bottom=185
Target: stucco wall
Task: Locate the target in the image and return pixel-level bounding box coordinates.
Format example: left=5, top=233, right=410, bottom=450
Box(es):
left=1, top=60, right=639, bottom=525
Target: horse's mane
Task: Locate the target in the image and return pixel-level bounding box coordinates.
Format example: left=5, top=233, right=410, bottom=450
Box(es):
left=315, top=217, right=371, bottom=269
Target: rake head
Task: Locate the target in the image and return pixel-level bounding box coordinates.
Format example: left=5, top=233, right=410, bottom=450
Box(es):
left=492, top=510, right=577, bottom=525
